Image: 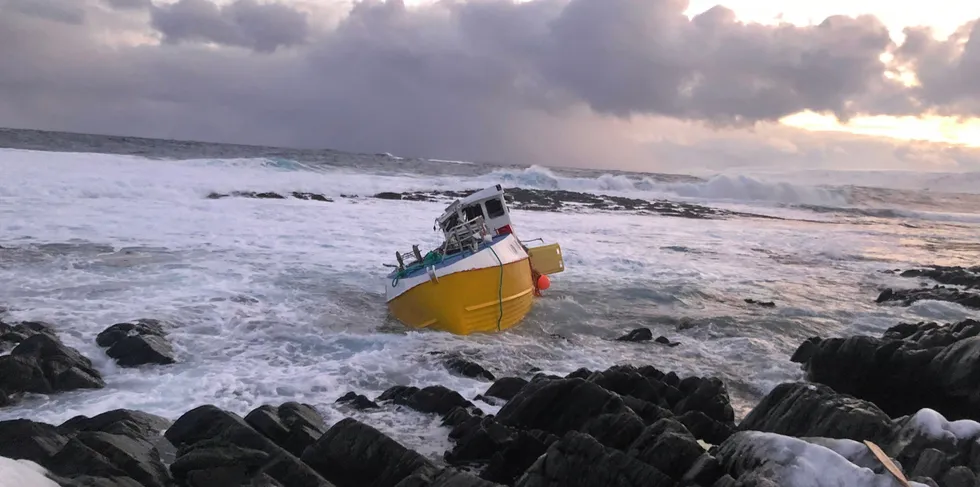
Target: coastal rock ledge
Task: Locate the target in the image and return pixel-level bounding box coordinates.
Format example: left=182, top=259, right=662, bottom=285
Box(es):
left=3, top=355, right=977, bottom=487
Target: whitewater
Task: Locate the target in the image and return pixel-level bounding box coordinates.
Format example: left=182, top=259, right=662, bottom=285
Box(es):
left=1, top=141, right=980, bottom=461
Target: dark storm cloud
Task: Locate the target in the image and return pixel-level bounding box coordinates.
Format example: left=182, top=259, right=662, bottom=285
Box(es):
left=0, top=0, right=978, bottom=169
left=2, top=0, right=85, bottom=24
left=150, top=0, right=309, bottom=52
left=103, top=0, right=150, bottom=10
left=892, top=20, right=980, bottom=116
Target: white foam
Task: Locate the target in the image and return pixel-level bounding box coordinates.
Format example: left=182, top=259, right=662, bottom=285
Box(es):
left=728, top=431, right=930, bottom=487
left=0, top=457, right=59, bottom=487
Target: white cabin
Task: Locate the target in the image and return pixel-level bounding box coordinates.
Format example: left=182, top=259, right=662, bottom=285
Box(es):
left=436, top=185, right=515, bottom=242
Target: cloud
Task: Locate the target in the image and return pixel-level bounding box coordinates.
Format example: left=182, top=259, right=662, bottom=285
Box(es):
left=0, top=0, right=979, bottom=173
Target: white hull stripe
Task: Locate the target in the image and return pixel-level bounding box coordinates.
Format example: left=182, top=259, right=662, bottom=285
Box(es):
left=384, top=233, right=528, bottom=302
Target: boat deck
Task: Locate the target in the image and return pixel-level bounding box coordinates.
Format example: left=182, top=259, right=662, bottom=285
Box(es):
left=387, top=233, right=511, bottom=280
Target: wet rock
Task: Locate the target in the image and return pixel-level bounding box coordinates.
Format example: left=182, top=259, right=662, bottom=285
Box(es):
left=165, top=404, right=334, bottom=487
left=677, top=410, right=736, bottom=445
left=621, top=396, right=675, bottom=426
left=375, top=192, right=404, bottom=200
left=580, top=412, right=646, bottom=451
left=301, top=417, right=432, bottom=487
left=444, top=356, right=495, bottom=381
left=494, top=377, right=639, bottom=436
left=0, top=320, right=57, bottom=348
left=97, top=319, right=176, bottom=367
left=672, top=376, right=736, bottom=425
left=942, top=466, right=978, bottom=487
left=394, top=467, right=503, bottom=487
left=654, top=336, right=680, bottom=347
left=0, top=418, right=70, bottom=465
left=626, top=418, right=705, bottom=479
left=514, top=431, right=674, bottom=487
left=899, top=265, right=980, bottom=289
left=616, top=328, right=652, bottom=342
left=96, top=319, right=167, bottom=348
left=0, top=333, right=105, bottom=398
left=336, top=391, right=380, bottom=410
left=681, top=454, right=723, bottom=486
left=909, top=448, right=949, bottom=480
left=378, top=385, right=476, bottom=416
left=793, top=319, right=980, bottom=421
left=482, top=377, right=528, bottom=402
left=877, top=286, right=980, bottom=310
left=50, top=431, right=172, bottom=487
left=744, top=298, right=776, bottom=307
left=169, top=442, right=277, bottom=487
left=583, top=364, right=675, bottom=409
left=58, top=409, right=172, bottom=442
left=738, top=382, right=896, bottom=445
left=245, top=402, right=327, bottom=457
left=443, top=414, right=557, bottom=486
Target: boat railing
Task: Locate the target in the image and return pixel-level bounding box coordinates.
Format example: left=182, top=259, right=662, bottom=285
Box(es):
left=442, top=215, right=489, bottom=254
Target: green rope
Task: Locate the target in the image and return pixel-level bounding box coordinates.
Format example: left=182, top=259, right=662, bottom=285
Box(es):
left=489, top=246, right=504, bottom=332
left=392, top=250, right=445, bottom=287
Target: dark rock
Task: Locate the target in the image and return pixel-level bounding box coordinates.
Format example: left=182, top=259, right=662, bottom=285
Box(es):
left=671, top=376, right=735, bottom=425
left=681, top=454, right=723, bottom=486
left=106, top=335, right=176, bottom=367
left=292, top=192, right=333, bottom=202
left=711, top=474, right=738, bottom=487
left=245, top=402, right=327, bottom=457
left=1, top=321, right=58, bottom=347
left=0, top=333, right=105, bottom=396
left=744, top=298, right=776, bottom=307
left=789, top=337, right=821, bottom=363
left=909, top=448, right=949, bottom=480
left=495, top=377, right=639, bottom=437
left=910, top=477, right=940, bottom=487
left=898, top=265, right=980, bottom=289
left=378, top=385, right=476, bottom=416
left=942, top=466, right=978, bottom=487
left=165, top=404, right=334, bottom=487
left=513, top=431, right=675, bottom=487
left=98, top=319, right=176, bottom=367
left=58, top=476, right=146, bottom=487
left=336, top=391, right=380, bottom=410
left=375, top=192, right=404, bottom=200
left=58, top=409, right=172, bottom=442
left=50, top=431, right=172, bottom=487
left=795, top=320, right=980, bottom=421
left=564, top=368, right=592, bottom=379
left=584, top=365, right=674, bottom=408
left=654, top=336, right=680, bottom=347
left=580, top=412, right=646, bottom=451
left=96, top=319, right=166, bottom=348
left=677, top=410, right=735, bottom=445
left=616, top=328, right=652, bottom=342
left=444, top=356, right=495, bottom=381
left=626, top=418, right=705, bottom=479
left=301, top=417, right=431, bottom=487
left=621, top=396, right=675, bottom=426
left=877, top=286, right=980, bottom=310
left=169, top=442, right=276, bottom=487
left=738, top=382, right=896, bottom=445
left=0, top=418, right=70, bottom=465
left=482, top=377, right=528, bottom=402
left=394, top=467, right=503, bottom=487
left=480, top=430, right=558, bottom=485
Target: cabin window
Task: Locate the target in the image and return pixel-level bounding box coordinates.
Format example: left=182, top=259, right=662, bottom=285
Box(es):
left=485, top=197, right=505, bottom=218
left=441, top=213, right=459, bottom=231
left=463, top=204, right=484, bottom=221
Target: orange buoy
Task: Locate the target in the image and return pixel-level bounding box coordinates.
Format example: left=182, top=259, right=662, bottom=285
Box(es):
left=536, top=274, right=551, bottom=291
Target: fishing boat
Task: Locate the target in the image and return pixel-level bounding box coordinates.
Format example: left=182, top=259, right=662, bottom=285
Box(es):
left=384, top=185, right=564, bottom=335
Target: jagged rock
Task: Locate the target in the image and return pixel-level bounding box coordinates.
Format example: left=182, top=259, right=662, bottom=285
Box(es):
left=0, top=321, right=57, bottom=347
left=942, top=466, right=978, bottom=487
left=794, top=319, right=980, bottom=421
left=616, top=328, right=652, bottom=342
left=378, top=385, right=476, bottom=416
left=672, top=376, right=735, bottom=425
left=0, top=333, right=105, bottom=397
left=50, top=431, right=172, bottom=487
left=169, top=442, right=278, bottom=487
left=301, top=417, right=432, bottom=487
left=626, top=418, right=705, bottom=479
left=58, top=409, right=172, bottom=442
left=621, top=396, right=675, bottom=426
left=245, top=402, right=327, bottom=457
left=0, top=418, right=70, bottom=465
left=909, top=448, right=949, bottom=480
left=580, top=412, right=646, bottom=451
left=744, top=298, right=776, bottom=308
left=654, top=336, right=680, bottom=347
left=677, top=410, right=735, bottom=445
left=877, top=286, right=980, bottom=310
left=394, top=467, right=503, bottom=487
left=495, top=377, right=639, bottom=437
left=444, top=356, right=495, bottom=381
left=738, top=382, right=896, bottom=445
left=583, top=365, right=676, bottom=409
left=97, top=320, right=176, bottom=367
left=899, top=265, right=980, bottom=289
left=165, top=404, right=334, bottom=487
left=681, top=454, right=723, bottom=486
left=336, top=391, right=380, bottom=410
left=514, top=431, right=674, bottom=487
left=96, top=320, right=167, bottom=348
left=482, top=377, right=528, bottom=402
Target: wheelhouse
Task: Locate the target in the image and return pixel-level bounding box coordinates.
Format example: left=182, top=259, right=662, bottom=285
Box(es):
left=436, top=185, right=515, bottom=242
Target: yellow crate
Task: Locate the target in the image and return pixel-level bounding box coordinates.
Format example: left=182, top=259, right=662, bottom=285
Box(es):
left=527, top=242, right=565, bottom=275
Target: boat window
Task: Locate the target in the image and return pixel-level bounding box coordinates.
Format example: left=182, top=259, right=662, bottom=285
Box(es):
left=441, top=213, right=459, bottom=231
left=463, top=204, right=484, bottom=221
left=484, top=197, right=505, bottom=218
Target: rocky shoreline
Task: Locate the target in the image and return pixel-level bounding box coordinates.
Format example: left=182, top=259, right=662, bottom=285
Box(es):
left=205, top=187, right=796, bottom=222
left=2, top=265, right=980, bottom=486
left=2, top=316, right=979, bottom=486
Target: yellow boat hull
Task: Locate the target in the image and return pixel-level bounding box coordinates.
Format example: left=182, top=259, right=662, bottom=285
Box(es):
left=387, top=257, right=535, bottom=335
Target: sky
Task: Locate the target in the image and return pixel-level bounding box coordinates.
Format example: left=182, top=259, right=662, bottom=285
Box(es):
left=2, top=0, right=980, bottom=174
